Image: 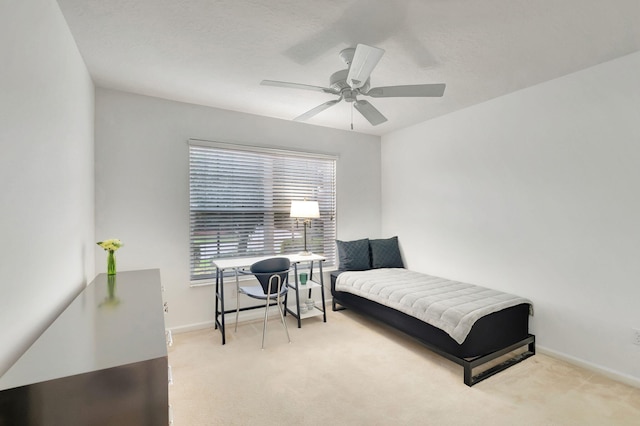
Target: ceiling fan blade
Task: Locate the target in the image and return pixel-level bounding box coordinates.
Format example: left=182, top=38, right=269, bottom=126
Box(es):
left=294, top=99, right=341, bottom=122
left=354, top=100, right=387, bottom=126
left=347, top=44, right=385, bottom=89
left=261, top=80, right=339, bottom=95
left=366, top=83, right=446, bottom=98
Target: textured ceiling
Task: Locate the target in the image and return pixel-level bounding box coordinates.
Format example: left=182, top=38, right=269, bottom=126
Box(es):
left=56, top=0, right=640, bottom=136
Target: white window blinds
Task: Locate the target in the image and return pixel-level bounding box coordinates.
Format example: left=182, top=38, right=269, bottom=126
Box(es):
left=189, top=140, right=337, bottom=282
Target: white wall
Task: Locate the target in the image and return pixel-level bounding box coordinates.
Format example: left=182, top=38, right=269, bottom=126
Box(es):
left=381, top=51, right=640, bottom=384
left=94, top=88, right=381, bottom=331
left=0, top=0, right=95, bottom=376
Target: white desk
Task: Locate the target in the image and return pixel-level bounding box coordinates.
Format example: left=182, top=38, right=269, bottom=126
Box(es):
left=213, top=254, right=326, bottom=344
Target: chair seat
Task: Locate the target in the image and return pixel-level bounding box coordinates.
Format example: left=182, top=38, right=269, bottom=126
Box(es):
left=239, top=285, right=287, bottom=300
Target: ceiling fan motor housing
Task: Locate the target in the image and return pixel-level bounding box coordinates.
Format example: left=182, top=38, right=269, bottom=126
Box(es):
left=330, top=69, right=369, bottom=101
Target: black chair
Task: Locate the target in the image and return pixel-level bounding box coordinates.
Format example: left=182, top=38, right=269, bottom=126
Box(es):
left=235, top=257, right=291, bottom=349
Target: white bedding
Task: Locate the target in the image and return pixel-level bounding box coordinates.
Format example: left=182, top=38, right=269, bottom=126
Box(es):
left=335, top=268, right=532, bottom=344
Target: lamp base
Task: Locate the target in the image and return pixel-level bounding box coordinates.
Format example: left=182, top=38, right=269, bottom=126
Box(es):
left=298, top=251, right=313, bottom=256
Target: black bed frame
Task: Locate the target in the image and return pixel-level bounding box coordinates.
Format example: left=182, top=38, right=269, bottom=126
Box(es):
left=331, top=271, right=535, bottom=386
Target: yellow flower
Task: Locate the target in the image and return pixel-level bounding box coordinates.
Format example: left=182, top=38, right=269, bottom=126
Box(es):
left=97, top=238, right=123, bottom=251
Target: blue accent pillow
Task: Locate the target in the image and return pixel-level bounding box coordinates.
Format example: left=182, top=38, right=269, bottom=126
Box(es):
left=369, top=236, right=404, bottom=269
left=336, top=238, right=371, bottom=271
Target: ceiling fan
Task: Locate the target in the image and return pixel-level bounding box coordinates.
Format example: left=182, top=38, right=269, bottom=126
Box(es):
left=261, top=43, right=445, bottom=127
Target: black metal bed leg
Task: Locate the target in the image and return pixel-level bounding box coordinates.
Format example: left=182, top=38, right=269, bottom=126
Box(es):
left=464, top=335, right=535, bottom=386
left=464, top=364, right=472, bottom=386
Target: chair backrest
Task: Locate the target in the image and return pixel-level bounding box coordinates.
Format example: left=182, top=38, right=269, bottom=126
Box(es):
left=250, top=257, right=291, bottom=295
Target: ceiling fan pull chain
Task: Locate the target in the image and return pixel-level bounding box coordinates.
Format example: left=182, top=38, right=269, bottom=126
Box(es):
left=351, top=103, right=354, bottom=130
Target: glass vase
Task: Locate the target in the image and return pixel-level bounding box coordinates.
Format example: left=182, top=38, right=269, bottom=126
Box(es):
left=107, top=250, right=116, bottom=275
left=107, top=275, right=116, bottom=299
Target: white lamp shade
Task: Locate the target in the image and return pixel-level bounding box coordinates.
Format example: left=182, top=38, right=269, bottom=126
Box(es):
left=290, top=200, right=320, bottom=218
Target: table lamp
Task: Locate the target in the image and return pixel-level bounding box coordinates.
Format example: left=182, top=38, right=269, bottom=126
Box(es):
left=290, top=200, right=320, bottom=255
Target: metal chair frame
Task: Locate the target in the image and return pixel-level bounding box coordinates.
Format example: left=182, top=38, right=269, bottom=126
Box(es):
left=235, top=260, right=291, bottom=349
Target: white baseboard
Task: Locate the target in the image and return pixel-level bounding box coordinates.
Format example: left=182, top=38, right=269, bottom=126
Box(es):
left=537, top=345, right=640, bottom=389
left=169, top=320, right=215, bottom=334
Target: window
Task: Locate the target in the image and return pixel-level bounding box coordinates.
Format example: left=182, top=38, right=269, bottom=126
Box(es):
left=188, top=140, right=337, bottom=282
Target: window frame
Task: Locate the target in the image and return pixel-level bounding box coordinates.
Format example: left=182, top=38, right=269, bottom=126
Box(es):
left=188, top=139, right=337, bottom=284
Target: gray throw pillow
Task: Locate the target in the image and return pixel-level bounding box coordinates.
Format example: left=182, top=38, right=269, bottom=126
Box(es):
left=370, top=236, right=404, bottom=269
left=336, top=238, right=371, bottom=271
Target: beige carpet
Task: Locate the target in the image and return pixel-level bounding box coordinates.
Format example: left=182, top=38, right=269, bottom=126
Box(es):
left=168, top=308, right=640, bottom=425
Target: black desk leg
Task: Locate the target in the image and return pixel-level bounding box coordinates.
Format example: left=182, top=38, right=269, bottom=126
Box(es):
left=214, top=268, right=219, bottom=330
left=319, top=260, right=326, bottom=322
left=214, top=268, right=226, bottom=345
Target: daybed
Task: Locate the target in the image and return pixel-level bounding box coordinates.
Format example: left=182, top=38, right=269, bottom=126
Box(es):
left=331, top=237, right=535, bottom=386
